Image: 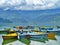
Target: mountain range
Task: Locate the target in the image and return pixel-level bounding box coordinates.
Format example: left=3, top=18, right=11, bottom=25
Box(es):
left=0, top=8, right=60, bottom=26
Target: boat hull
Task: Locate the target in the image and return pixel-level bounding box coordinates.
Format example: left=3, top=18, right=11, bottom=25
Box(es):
left=48, top=33, right=56, bottom=40
left=2, top=36, right=17, bottom=40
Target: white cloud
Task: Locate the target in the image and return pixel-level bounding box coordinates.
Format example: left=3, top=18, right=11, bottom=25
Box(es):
left=0, top=0, right=60, bottom=10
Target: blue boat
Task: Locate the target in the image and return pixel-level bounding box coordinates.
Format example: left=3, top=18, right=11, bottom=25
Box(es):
left=19, top=32, right=48, bottom=40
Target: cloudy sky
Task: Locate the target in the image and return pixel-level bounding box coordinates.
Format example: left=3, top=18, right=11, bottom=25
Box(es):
left=0, top=0, right=60, bottom=26
left=0, top=0, right=60, bottom=10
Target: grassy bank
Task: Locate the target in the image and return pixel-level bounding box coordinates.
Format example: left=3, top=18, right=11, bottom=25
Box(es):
left=0, top=31, right=8, bottom=34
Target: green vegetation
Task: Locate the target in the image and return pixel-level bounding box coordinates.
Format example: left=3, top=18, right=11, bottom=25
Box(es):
left=0, top=28, right=10, bottom=34
left=0, top=31, right=8, bottom=34
left=19, top=38, right=31, bottom=45
left=4, top=28, right=10, bottom=31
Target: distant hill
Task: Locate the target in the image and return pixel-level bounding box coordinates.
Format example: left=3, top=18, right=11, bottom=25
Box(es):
left=10, top=18, right=28, bottom=23
left=0, top=8, right=60, bottom=26
left=30, top=13, right=60, bottom=26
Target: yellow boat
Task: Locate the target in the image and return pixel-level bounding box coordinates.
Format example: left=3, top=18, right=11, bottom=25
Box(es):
left=48, top=33, right=56, bottom=40
left=2, top=30, right=18, bottom=40
left=8, top=30, right=16, bottom=34
left=2, top=33, right=18, bottom=40
left=31, top=31, right=56, bottom=40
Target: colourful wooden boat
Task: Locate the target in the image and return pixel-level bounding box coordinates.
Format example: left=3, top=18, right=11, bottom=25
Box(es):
left=19, top=32, right=48, bottom=39
left=2, top=33, right=18, bottom=40
left=48, top=33, right=56, bottom=40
